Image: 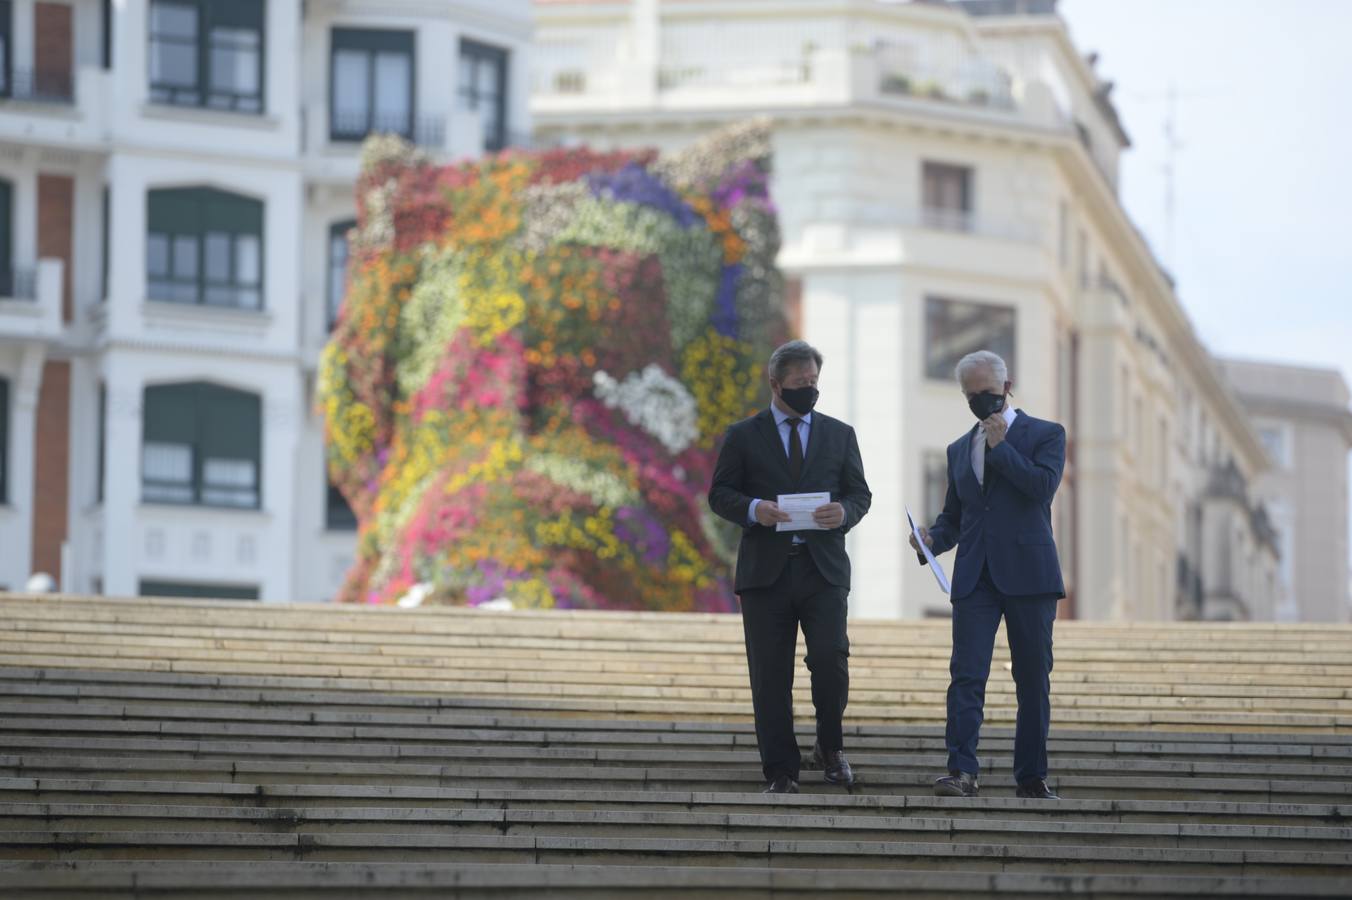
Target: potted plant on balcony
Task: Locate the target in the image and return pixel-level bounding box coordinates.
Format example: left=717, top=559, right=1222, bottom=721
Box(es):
left=881, top=73, right=912, bottom=95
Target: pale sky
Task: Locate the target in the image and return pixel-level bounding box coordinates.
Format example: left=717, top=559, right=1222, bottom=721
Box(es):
left=1058, top=0, right=1352, bottom=571
left=1058, top=0, right=1352, bottom=381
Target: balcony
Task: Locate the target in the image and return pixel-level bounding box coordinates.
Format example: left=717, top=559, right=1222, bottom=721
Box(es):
left=533, top=39, right=1065, bottom=133
left=0, top=259, right=64, bottom=342
left=1, top=67, right=75, bottom=105
left=0, top=65, right=111, bottom=148
left=329, top=112, right=447, bottom=150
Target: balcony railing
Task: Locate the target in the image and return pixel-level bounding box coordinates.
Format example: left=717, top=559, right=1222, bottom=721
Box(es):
left=0, top=68, right=75, bottom=105
left=0, top=268, right=37, bottom=300
left=330, top=111, right=446, bottom=149
left=916, top=206, right=1039, bottom=243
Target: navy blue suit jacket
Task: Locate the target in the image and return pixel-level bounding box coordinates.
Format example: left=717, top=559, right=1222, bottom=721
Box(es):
left=927, top=410, right=1067, bottom=601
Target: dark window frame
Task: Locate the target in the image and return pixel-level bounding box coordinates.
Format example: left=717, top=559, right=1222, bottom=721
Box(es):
left=148, top=0, right=265, bottom=114
left=147, top=187, right=264, bottom=310
left=0, top=376, right=8, bottom=504
left=0, top=1, right=12, bottom=98
left=140, top=579, right=259, bottom=600
left=923, top=295, right=1017, bottom=383
left=329, top=27, right=416, bottom=143
left=141, top=381, right=262, bottom=510
left=921, top=160, right=973, bottom=231
left=326, top=218, right=355, bottom=329
left=96, top=382, right=106, bottom=503
left=0, top=177, right=12, bottom=297
left=458, top=37, right=508, bottom=152
left=325, top=475, right=357, bottom=531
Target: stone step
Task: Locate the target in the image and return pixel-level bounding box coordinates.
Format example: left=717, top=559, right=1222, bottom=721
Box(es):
left=2, top=860, right=1349, bottom=898
left=3, top=756, right=1346, bottom=804
left=4, top=803, right=1350, bottom=850
left=5, top=643, right=1351, bottom=703
left=4, top=779, right=1345, bottom=827
left=3, top=733, right=1350, bottom=785
left=3, top=829, right=1351, bottom=876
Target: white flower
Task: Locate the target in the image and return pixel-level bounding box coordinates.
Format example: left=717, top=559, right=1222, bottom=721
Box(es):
left=396, top=582, right=433, bottom=608
left=593, top=364, right=699, bottom=455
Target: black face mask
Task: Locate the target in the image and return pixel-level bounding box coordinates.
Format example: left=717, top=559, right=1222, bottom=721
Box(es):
left=779, top=385, right=819, bottom=416
left=968, top=391, right=1006, bottom=420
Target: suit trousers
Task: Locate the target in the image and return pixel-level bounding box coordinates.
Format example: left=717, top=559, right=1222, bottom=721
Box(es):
left=738, top=550, right=850, bottom=782
left=946, top=565, right=1058, bottom=784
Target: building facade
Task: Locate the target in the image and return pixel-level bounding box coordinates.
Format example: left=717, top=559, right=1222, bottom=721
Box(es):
left=531, top=0, right=1284, bottom=620
left=1217, top=358, right=1352, bottom=622
left=0, top=0, right=532, bottom=600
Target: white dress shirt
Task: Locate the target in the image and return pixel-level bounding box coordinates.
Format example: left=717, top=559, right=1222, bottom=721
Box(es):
left=972, top=404, right=1019, bottom=486
left=748, top=404, right=812, bottom=527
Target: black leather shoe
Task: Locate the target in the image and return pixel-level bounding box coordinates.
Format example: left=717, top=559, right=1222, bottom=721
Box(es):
left=810, top=742, right=855, bottom=786
left=762, top=775, right=799, bottom=794
left=1016, top=778, right=1059, bottom=799
left=934, top=770, right=979, bottom=797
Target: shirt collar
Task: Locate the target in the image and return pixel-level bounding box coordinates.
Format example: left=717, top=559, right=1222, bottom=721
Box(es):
left=771, top=402, right=812, bottom=427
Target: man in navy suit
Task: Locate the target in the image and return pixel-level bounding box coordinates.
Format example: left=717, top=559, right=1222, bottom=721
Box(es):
left=911, top=350, right=1065, bottom=800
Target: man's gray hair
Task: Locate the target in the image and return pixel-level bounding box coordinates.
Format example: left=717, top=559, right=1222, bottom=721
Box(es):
left=768, top=340, right=824, bottom=381
left=954, top=350, right=1009, bottom=387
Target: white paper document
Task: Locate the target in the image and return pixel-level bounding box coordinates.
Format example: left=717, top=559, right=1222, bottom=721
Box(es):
left=776, top=492, right=832, bottom=532
left=906, top=505, right=952, bottom=595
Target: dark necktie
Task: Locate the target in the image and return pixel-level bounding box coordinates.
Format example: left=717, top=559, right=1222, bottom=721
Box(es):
left=786, top=418, right=804, bottom=483
left=983, top=439, right=993, bottom=493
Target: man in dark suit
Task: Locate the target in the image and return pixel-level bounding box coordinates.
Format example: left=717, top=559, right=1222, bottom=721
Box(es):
left=911, top=350, right=1065, bottom=801
left=709, top=340, right=872, bottom=794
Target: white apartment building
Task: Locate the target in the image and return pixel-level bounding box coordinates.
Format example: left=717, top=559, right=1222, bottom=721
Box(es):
left=0, top=0, right=531, bottom=601
left=532, top=0, right=1284, bottom=620
left=1217, top=358, right=1352, bottom=623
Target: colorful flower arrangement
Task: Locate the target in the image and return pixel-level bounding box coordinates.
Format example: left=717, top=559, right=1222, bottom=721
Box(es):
left=319, top=122, right=789, bottom=611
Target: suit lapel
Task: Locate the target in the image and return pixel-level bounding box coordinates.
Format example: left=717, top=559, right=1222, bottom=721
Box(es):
left=754, top=410, right=793, bottom=481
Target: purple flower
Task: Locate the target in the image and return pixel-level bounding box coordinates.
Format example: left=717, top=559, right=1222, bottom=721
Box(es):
left=712, top=264, right=742, bottom=339
left=614, top=506, right=671, bottom=566
left=588, top=163, right=700, bottom=228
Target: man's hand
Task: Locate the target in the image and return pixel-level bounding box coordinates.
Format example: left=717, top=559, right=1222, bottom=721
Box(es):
left=984, top=414, right=1008, bottom=448
left=909, top=526, right=933, bottom=555
left=813, top=502, right=846, bottom=530
left=754, top=500, right=792, bottom=527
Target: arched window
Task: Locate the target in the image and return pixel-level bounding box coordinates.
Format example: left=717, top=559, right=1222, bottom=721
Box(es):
left=147, top=187, right=263, bottom=309
left=142, top=382, right=260, bottom=508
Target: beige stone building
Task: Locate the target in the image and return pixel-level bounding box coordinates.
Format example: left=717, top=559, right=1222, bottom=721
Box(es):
left=1217, top=359, right=1352, bottom=622
left=531, top=0, right=1287, bottom=620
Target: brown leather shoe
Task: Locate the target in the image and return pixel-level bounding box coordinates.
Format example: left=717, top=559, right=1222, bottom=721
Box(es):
left=934, top=770, right=979, bottom=797
left=1016, top=778, right=1059, bottom=799
left=810, top=742, right=855, bottom=786
left=762, top=775, right=800, bottom=794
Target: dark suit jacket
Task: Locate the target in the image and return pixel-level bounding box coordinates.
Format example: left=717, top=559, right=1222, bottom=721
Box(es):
left=709, top=408, right=872, bottom=593
left=927, top=410, right=1067, bottom=600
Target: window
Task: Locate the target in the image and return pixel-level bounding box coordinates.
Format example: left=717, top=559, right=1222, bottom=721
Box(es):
left=921, top=162, right=972, bottom=231
left=0, top=1, right=11, bottom=97
left=1057, top=201, right=1070, bottom=269
left=101, top=0, right=112, bottom=70
left=327, top=219, right=355, bottom=328
left=330, top=29, right=414, bottom=142
left=96, top=383, right=106, bottom=503
left=923, top=451, right=948, bottom=524
left=100, top=187, right=110, bottom=303
left=0, top=177, right=12, bottom=297
left=326, top=479, right=356, bottom=530
left=459, top=39, right=508, bottom=152
left=1257, top=424, right=1290, bottom=469
left=924, top=297, right=1016, bottom=382
left=140, top=579, right=259, bottom=600
left=148, top=0, right=263, bottom=113
left=147, top=188, right=263, bottom=309
left=1077, top=228, right=1089, bottom=288
left=142, top=382, right=261, bottom=509
left=0, top=376, right=8, bottom=504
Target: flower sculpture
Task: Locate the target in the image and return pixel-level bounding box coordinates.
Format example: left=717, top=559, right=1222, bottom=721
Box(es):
left=319, top=122, right=788, bottom=610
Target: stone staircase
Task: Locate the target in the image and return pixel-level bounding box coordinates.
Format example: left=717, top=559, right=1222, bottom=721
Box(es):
left=0, top=592, right=1349, bottom=897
